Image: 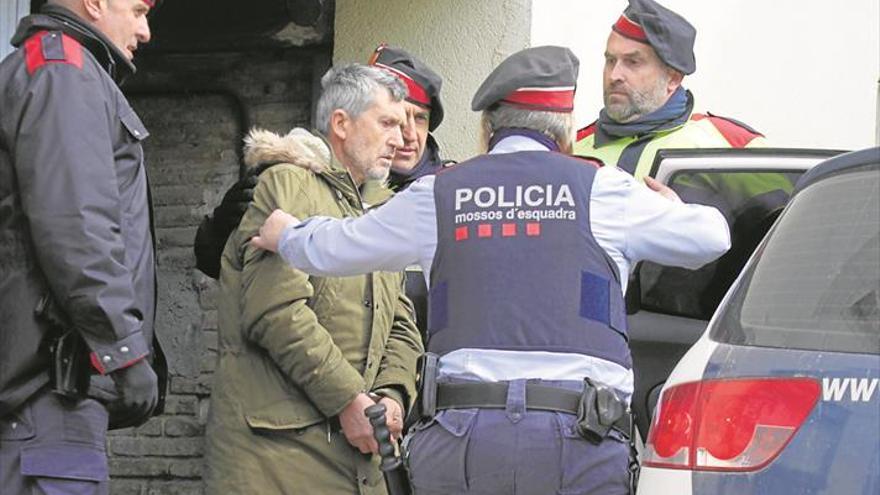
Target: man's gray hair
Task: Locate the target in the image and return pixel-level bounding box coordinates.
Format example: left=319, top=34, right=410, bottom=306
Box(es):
left=315, top=63, right=407, bottom=135
left=480, top=104, right=574, bottom=152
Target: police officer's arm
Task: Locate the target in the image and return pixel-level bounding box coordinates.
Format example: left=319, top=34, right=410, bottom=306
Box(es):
left=14, top=62, right=151, bottom=374
left=372, top=288, right=424, bottom=421
left=238, top=168, right=366, bottom=418
left=277, top=176, right=437, bottom=277
left=603, top=168, right=731, bottom=268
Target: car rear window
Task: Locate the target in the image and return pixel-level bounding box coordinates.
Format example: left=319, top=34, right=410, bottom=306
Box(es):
left=637, top=170, right=801, bottom=320
left=712, top=166, right=880, bottom=354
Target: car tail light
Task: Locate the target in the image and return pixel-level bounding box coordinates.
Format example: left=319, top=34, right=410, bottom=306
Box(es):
left=643, top=377, right=820, bottom=472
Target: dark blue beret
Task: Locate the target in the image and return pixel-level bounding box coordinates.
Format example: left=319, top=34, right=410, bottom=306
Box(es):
left=613, top=0, right=696, bottom=75
left=370, top=45, right=445, bottom=131
left=471, top=46, right=579, bottom=113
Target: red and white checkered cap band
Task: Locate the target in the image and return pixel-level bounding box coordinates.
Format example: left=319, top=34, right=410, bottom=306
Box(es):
left=374, top=62, right=431, bottom=107
left=500, top=86, right=576, bottom=112
left=613, top=14, right=648, bottom=42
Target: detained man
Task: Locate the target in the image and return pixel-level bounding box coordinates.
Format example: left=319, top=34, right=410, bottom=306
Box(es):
left=203, top=63, right=423, bottom=495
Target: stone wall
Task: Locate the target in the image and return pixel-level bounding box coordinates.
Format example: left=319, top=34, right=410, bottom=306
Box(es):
left=108, top=45, right=330, bottom=494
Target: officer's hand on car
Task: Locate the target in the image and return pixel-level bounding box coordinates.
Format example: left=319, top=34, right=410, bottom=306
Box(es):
left=109, top=359, right=159, bottom=428
left=250, top=209, right=302, bottom=253
left=339, top=392, right=380, bottom=454
left=644, top=176, right=682, bottom=202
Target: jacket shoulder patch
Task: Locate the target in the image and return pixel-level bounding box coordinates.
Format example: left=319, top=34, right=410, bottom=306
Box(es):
left=24, top=31, right=84, bottom=76
left=692, top=112, right=764, bottom=148
left=576, top=121, right=598, bottom=142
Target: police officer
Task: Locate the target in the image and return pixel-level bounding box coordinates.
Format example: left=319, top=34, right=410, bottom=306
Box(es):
left=0, top=0, right=165, bottom=492
left=370, top=44, right=451, bottom=191
left=576, top=0, right=795, bottom=319
left=251, top=45, right=731, bottom=494
left=574, top=0, right=768, bottom=179
left=193, top=44, right=450, bottom=278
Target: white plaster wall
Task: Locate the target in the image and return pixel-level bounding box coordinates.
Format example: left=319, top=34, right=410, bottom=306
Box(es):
left=532, top=0, right=880, bottom=150
left=334, top=0, right=531, bottom=161
left=1, top=0, right=31, bottom=60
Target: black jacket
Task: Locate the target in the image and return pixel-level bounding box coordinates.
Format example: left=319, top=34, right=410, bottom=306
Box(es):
left=0, top=6, right=165, bottom=420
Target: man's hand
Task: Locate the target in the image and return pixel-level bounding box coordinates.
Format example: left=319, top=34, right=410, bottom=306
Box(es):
left=339, top=392, right=380, bottom=454
left=250, top=209, right=301, bottom=253
left=378, top=396, right=404, bottom=442
left=644, top=176, right=682, bottom=202
left=108, top=359, right=158, bottom=427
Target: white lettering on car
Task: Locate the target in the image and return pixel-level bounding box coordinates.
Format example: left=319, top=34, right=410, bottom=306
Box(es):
left=822, top=377, right=879, bottom=402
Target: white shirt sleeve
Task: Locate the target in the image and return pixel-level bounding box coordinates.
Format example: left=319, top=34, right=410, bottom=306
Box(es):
left=278, top=176, right=438, bottom=278
left=591, top=166, right=731, bottom=284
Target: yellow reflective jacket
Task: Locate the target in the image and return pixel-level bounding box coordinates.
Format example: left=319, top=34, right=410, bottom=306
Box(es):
left=573, top=111, right=767, bottom=180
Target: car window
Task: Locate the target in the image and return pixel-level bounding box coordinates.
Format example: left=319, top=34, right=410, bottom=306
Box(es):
left=637, top=170, right=802, bottom=320
left=713, top=166, right=880, bottom=354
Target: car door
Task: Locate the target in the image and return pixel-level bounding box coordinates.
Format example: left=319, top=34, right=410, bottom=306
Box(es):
left=628, top=148, right=844, bottom=437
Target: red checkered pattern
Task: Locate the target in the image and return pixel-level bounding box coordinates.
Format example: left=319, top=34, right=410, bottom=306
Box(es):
left=455, top=222, right=544, bottom=241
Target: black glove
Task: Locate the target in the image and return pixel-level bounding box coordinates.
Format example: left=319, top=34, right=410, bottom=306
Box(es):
left=109, top=359, right=159, bottom=428
left=214, top=174, right=258, bottom=236
left=193, top=174, right=258, bottom=278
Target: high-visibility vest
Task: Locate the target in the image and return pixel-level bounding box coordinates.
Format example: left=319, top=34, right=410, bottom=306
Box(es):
left=573, top=112, right=767, bottom=180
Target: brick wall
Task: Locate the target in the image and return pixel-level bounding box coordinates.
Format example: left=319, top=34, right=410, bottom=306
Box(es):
left=109, top=44, right=331, bottom=495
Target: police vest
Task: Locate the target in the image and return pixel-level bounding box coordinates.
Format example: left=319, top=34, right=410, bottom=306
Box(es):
left=573, top=113, right=766, bottom=180
left=427, top=151, right=631, bottom=369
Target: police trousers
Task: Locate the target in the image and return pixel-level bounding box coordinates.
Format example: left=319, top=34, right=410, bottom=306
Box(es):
left=0, top=387, right=109, bottom=494
left=405, top=380, right=630, bottom=495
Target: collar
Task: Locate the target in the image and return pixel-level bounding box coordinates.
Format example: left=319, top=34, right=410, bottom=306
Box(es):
left=488, top=128, right=558, bottom=154
left=595, top=87, right=693, bottom=146
left=12, top=5, right=136, bottom=83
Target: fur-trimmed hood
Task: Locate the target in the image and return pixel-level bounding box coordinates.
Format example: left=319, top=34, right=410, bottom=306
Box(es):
left=242, top=128, right=332, bottom=173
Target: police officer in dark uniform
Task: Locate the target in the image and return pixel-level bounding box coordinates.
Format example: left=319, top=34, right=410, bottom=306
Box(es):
left=193, top=44, right=450, bottom=279
left=252, top=46, right=732, bottom=494
left=0, top=0, right=165, bottom=491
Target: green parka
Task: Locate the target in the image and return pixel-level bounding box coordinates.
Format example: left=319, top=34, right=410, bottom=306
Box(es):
left=204, top=128, right=423, bottom=494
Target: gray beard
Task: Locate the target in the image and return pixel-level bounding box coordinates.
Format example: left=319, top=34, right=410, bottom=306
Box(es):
left=365, top=165, right=391, bottom=182
left=604, top=77, right=670, bottom=123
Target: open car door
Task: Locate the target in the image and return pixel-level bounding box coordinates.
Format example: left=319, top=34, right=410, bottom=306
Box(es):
left=628, top=147, right=844, bottom=437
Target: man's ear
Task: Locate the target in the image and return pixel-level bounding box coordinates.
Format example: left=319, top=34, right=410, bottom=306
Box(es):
left=82, top=0, right=106, bottom=21
left=329, top=109, right=350, bottom=141
left=666, top=69, right=684, bottom=95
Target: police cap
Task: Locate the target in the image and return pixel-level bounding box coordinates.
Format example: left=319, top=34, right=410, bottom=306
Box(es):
left=471, top=45, right=579, bottom=113
left=613, top=0, right=696, bottom=75
left=369, top=44, right=445, bottom=131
